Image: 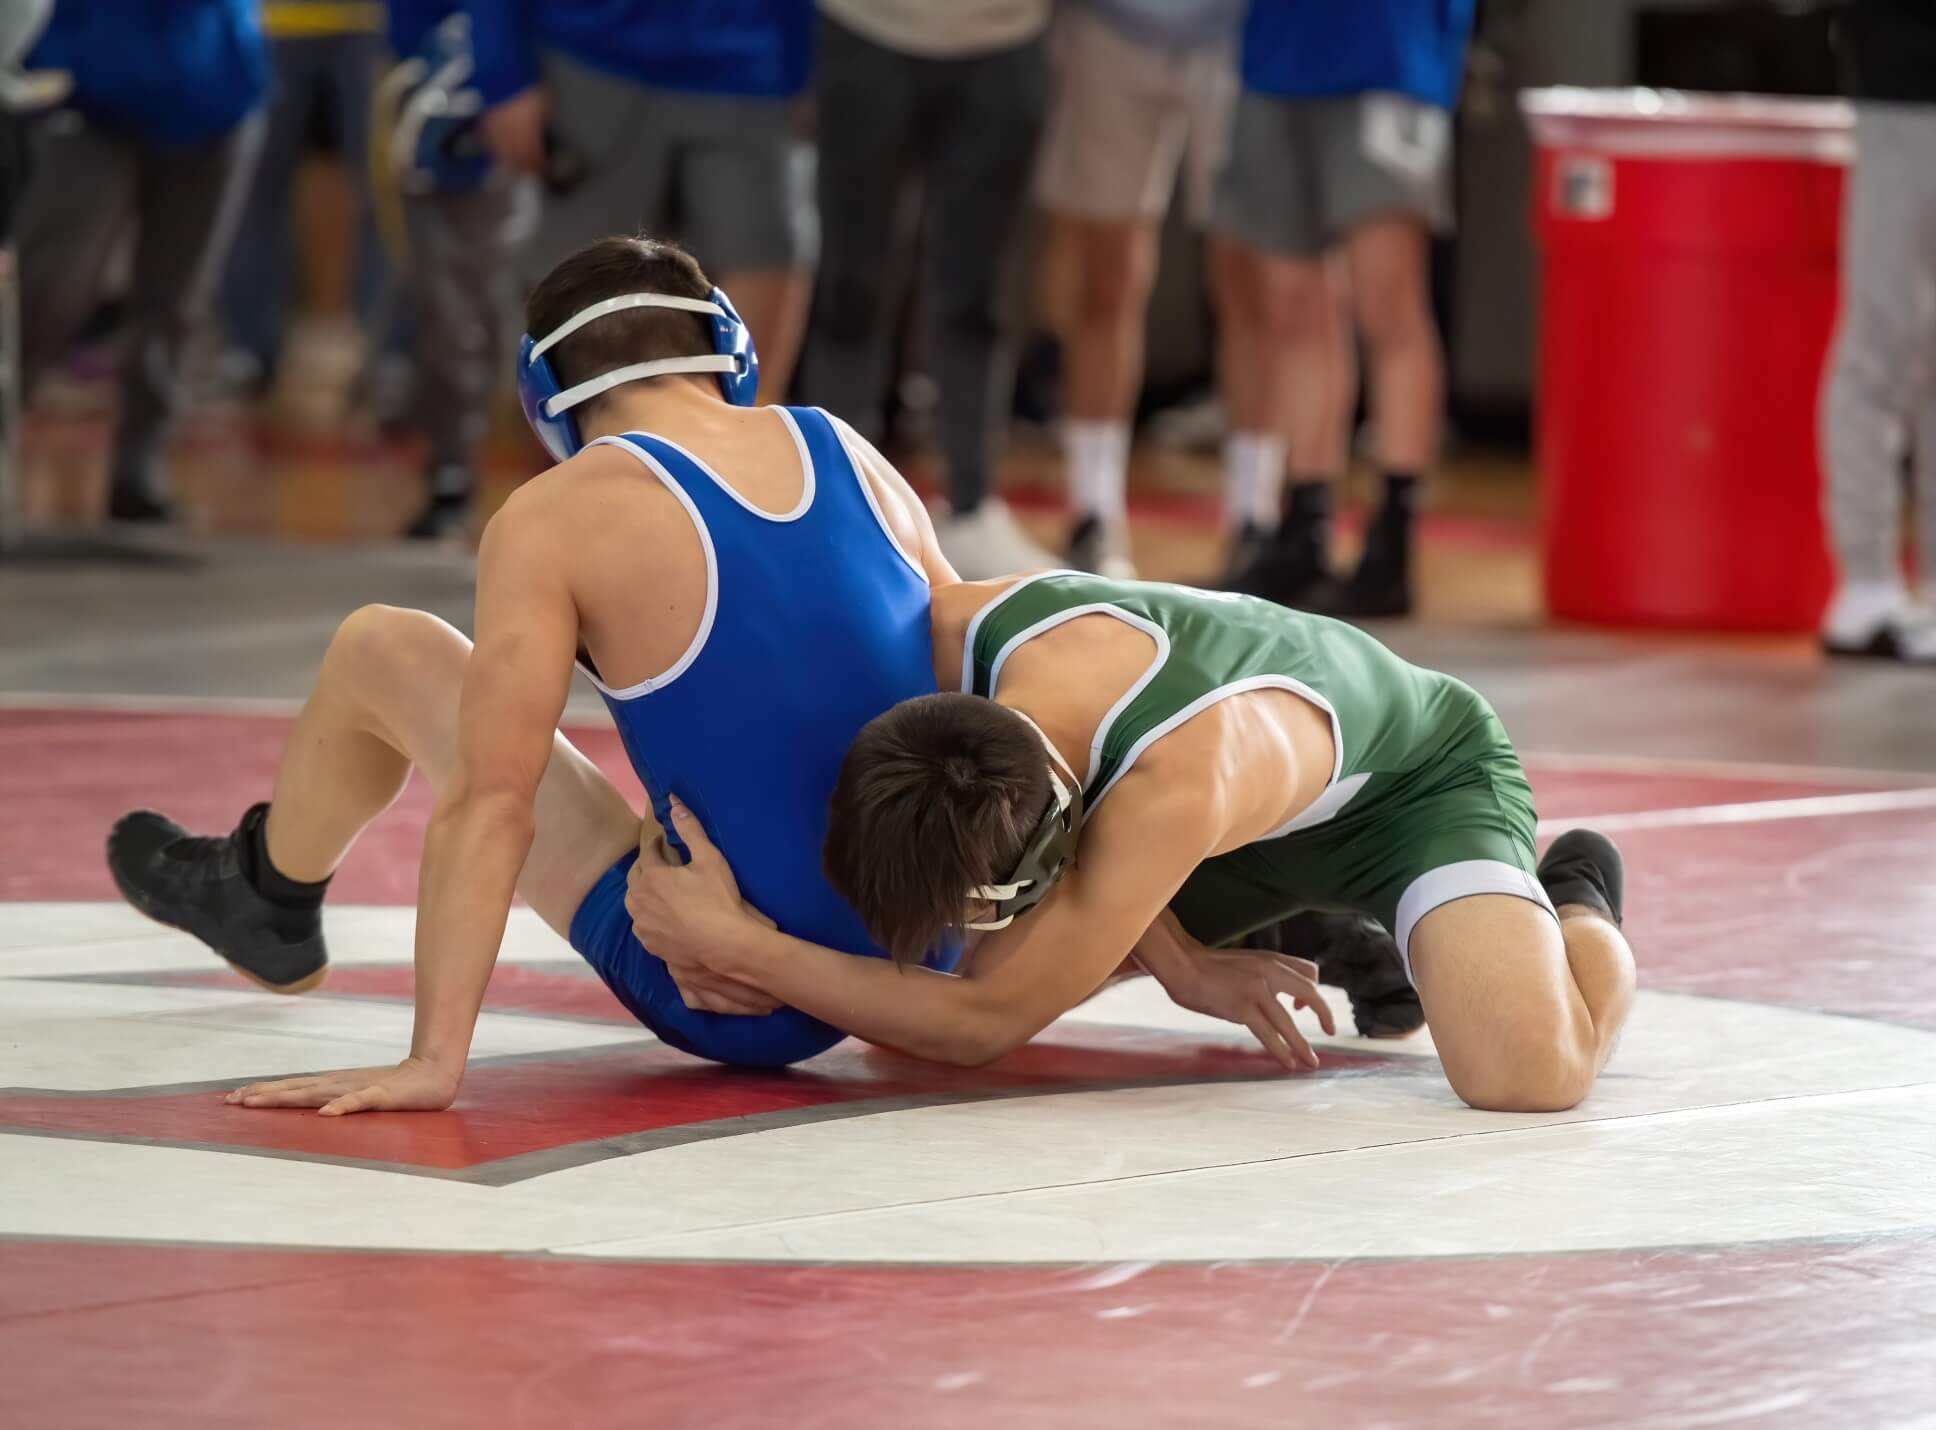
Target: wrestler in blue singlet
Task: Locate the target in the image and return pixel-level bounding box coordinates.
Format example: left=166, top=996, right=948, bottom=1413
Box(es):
left=564, top=405, right=957, bottom=1066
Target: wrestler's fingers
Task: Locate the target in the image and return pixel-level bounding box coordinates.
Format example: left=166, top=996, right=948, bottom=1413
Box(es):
left=1266, top=961, right=1337, bottom=1035
left=664, top=797, right=720, bottom=864
left=1241, top=1008, right=1302, bottom=1073
left=227, top=1076, right=323, bottom=1103
left=1257, top=991, right=1320, bottom=1069
left=319, top=1088, right=384, bottom=1116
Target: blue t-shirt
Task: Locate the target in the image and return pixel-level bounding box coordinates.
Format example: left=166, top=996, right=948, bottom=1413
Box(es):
left=1240, top=0, right=1475, bottom=111
left=28, top=0, right=267, bottom=147
left=466, top=0, right=814, bottom=106
left=388, top=0, right=460, bottom=59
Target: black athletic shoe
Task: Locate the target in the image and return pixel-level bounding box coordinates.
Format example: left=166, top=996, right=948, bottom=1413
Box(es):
left=1330, top=519, right=1413, bottom=620
left=107, top=484, right=175, bottom=524
left=1537, top=829, right=1625, bottom=926
left=1066, top=513, right=1136, bottom=578
left=1218, top=520, right=1270, bottom=587
left=1226, top=532, right=1335, bottom=611
left=1258, top=910, right=1425, bottom=1039
left=404, top=491, right=472, bottom=542
left=106, top=803, right=328, bottom=993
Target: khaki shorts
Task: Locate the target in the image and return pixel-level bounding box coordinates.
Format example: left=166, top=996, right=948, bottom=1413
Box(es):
left=1212, top=89, right=1454, bottom=257
left=1032, top=4, right=1235, bottom=224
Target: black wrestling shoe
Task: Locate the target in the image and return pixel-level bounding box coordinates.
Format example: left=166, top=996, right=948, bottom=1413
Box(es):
left=1329, top=516, right=1413, bottom=620
left=1537, top=829, right=1625, bottom=926
left=106, top=803, right=328, bottom=993
left=1264, top=910, right=1425, bottom=1039
left=1226, top=530, right=1335, bottom=611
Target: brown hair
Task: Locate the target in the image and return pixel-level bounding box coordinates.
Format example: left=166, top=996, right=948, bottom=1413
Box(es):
left=823, top=694, right=1053, bottom=963
left=523, top=234, right=716, bottom=413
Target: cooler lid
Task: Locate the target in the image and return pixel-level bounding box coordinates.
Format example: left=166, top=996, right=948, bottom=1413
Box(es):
left=1521, top=87, right=1854, bottom=163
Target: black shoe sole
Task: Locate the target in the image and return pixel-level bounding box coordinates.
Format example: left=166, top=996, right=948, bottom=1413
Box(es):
left=106, top=828, right=328, bottom=996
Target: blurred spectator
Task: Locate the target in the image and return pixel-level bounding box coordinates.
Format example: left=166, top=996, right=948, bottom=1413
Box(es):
left=804, top=0, right=1052, bottom=579
left=219, top=0, right=388, bottom=401
left=20, top=0, right=267, bottom=521
left=381, top=5, right=535, bottom=539
left=1216, top=0, right=1474, bottom=617
left=1035, top=0, right=1244, bottom=580
left=1820, top=0, right=1936, bottom=663
left=472, top=0, right=816, bottom=399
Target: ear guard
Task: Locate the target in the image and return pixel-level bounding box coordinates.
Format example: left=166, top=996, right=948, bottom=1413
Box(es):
left=386, top=14, right=490, bottom=196
left=517, top=285, right=760, bottom=463
left=965, top=763, right=1083, bottom=933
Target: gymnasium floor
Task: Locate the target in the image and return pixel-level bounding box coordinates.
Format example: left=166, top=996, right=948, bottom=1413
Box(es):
left=2, top=415, right=1934, bottom=1429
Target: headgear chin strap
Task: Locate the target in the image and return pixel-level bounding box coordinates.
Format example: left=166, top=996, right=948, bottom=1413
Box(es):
left=516, top=286, right=760, bottom=463
left=966, top=715, right=1084, bottom=933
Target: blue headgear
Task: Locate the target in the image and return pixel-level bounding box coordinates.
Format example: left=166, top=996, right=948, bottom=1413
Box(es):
left=385, top=14, right=489, bottom=195
left=517, top=286, right=759, bottom=463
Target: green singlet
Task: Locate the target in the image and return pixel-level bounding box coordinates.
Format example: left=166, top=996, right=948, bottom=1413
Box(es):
left=961, top=572, right=1554, bottom=973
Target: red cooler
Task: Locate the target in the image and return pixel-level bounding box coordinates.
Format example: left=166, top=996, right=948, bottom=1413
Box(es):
left=1522, top=89, right=1850, bottom=631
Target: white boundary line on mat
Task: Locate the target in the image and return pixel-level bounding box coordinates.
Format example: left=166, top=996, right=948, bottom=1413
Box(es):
left=1520, top=749, right=1932, bottom=789
left=1536, top=785, right=1936, bottom=837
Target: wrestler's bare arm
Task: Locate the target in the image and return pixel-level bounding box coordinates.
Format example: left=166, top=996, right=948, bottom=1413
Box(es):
left=404, top=496, right=581, bottom=1085
left=829, top=413, right=961, bottom=586
left=627, top=771, right=1332, bottom=1070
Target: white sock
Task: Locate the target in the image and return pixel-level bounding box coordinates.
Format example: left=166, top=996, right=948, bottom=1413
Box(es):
left=1222, top=430, right=1286, bottom=530
left=1823, top=579, right=1911, bottom=642
left=1067, top=420, right=1130, bottom=522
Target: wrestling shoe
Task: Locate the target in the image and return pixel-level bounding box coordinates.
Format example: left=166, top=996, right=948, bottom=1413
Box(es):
left=106, top=802, right=329, bottom=993
left=1537, top=829, right=1625, bottom=926
left=1263, top=910, right=1424, bottom=1039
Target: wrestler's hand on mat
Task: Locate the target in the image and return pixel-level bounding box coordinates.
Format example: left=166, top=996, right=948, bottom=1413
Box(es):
left=1136, top=915, right=1335, bottom=1071
left=480, top=85, right=547, bottom=175
left=1158, top=948, right=1336, bottom=1072
left=225, top=1056, right=461, bottom=1116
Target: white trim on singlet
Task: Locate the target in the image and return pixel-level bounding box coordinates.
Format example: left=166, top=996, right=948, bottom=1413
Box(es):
left=1089, top=674, right=1350, bottom=826
left=575, top=435, right=720, bottom=700
left=964, top=575, right=1357, bottom=832
left=958, top=570, right=1076, bottom=696
left=825, top=410, right=925, bottom=584
left=985, top=603, right=1170, bottom=792
left=632, top=408, right=816, bottom=524
left=1392, top=859, right=1556, bottom=981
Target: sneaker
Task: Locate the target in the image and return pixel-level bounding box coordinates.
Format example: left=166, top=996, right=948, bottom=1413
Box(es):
left=1822, top=598, right=1936, bottom=665
left=1537, top=829, right=1625, bottom=926
left=1226, top=529, right=1335, bottom=610
left=404, top=464, right=475, bottom=541
left=1257, top=910, right=1425, bottom=1039
left=106, top=484, right=176, bottom=524
left=1330, top=517, right=1413, bottom=620
left=934, top=498, right=1060, bottom=580
left=1067, top=514, right=1137, bottom=580
left=106, top=804, right=329, bottom=994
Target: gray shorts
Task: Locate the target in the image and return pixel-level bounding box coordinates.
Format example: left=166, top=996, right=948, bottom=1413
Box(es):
left=1211, top=90, right=1453, bottom=257
left=532, top=51, right=818, bottom=280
